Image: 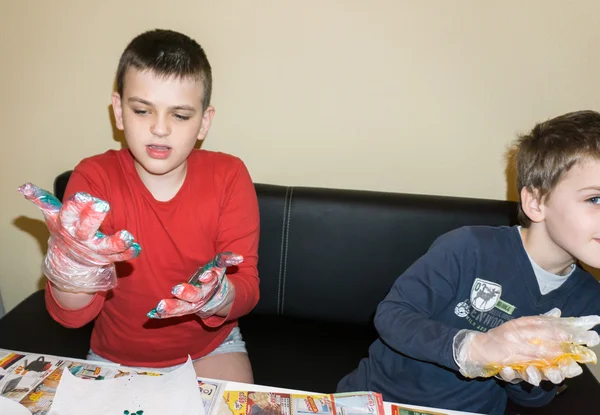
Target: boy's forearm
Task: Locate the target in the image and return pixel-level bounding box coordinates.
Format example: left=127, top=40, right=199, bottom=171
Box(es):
left=45, top=282, right=105, bottom=328
left=50, top=283, right=96, bottom=309
left=375, top=302, right=461, bottom=371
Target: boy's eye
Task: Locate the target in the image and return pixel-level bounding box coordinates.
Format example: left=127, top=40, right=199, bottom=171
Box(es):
left=133, top=109, right=147, bottom=115
left=587, top=197, right=600, bottom=204
left=174, top=114, right=191, bottom=121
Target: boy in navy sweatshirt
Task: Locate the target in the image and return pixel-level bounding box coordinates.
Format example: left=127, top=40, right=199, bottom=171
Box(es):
left=337, top=110, right=600, bottom=415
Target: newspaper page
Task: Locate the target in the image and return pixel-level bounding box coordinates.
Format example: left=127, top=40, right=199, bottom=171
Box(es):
left=0, top=349, right=120, bottom=414
left=2, top=348, right=387, bottom=415
left=0, top=348, right=226, bottom=415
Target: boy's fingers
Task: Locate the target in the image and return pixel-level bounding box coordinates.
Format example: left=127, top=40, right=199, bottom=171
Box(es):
left=567, top=343, right=598, bottom=364
left=543, top=308, right=562, bottom=318
left=171, top=283, right=209, bottom=303
left=214, top=252, right=243, bottom=268
left=569, top=315, right=600, bottom=331
left=541, top=366, right=564, bottom=384
left=498, top=367, right=519, bottom=382
left=147, top=298, right=197, bottom=319
left=74, top=199, right=110, bottom=240
left=194, top=268, right=224, bottom=284
left=59, top=193, right=95, bottom=236
left=507, top=366, right=532, bottom=384
left=559, top=357, right=583, bottom=379
left=88, top=230, right=135, bottom=254
left=524, top=365, right=542, bottom=386
left=19, top=185, right=114, bottom=244
left=105, top=242, right=141, bottom=262
left=570, top=330, right=600, bottom=347
left=18, top=183, right=62, bottom=224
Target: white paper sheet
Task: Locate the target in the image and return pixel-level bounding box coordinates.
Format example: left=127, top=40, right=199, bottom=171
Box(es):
left=48, top=356, right=205, bottom=415
left=0, top=396, right=32, bottom=415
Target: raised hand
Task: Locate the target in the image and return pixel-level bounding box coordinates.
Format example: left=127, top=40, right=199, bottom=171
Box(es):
left=19, top=183, right=141, bottom=292
left=147, top=252, right=243, bottom=319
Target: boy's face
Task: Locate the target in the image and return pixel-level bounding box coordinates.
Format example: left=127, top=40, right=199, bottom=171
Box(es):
left=535, top=158, right=600, bottom=268
left=111, top=68, right=214, bottom=179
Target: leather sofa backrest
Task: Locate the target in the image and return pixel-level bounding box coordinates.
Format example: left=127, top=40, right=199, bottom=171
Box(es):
left=54, top=171, right=518, bottom=325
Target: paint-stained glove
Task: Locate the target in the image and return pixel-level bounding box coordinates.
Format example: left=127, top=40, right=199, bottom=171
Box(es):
left=147, top=252, right=242, bottom=319
left=18, top=183, right=141, bottom=292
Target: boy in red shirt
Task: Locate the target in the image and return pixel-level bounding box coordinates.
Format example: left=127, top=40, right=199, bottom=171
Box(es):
left=19, top=29, right=259, bottom=383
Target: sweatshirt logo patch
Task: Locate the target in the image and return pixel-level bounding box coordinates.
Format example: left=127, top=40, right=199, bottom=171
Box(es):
left=470, top=278, right=502, bottom=312
left=454, top=301, right=470, bottom=317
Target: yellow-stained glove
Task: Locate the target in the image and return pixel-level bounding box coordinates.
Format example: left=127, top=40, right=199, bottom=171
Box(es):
left=453, top=308, right=600, bottom=386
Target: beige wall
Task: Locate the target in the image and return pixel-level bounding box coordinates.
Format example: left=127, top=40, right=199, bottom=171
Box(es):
left=1, top=0, right=599, bottom=366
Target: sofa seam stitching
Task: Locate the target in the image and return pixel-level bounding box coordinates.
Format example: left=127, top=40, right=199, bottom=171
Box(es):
left=281, top=187, right=293, bottom=315
left=276, top=186, right=290, bottom=315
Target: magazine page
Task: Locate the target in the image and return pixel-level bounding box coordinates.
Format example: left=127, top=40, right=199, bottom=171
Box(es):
left=0, top=349, right=66, bottom=404
left=333, top=392, right=385, bottom=415
left=17, top=365, right=63, bottom=415
left=0, top=349, right=120, bottom=414
left=198, top=378, right=227, bottom=415
left=390, top=404, right=447, bottom=415
left=221, top=391, right=292, bottom=415
left=219, top=391, right=385, bottom=415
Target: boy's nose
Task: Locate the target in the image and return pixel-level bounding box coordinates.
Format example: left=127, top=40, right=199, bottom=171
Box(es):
left=150, top=115, right=171, bottom=137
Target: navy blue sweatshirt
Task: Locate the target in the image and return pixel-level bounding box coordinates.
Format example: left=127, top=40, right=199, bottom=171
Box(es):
left=337, top=226, right=600, bottom=415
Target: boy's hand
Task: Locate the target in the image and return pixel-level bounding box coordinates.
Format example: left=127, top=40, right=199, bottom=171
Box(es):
left=18, top=183, right=141, bottom=292
left=147, top=252, right=243, bottom=319
left=453, top=308, right=600, bottom=386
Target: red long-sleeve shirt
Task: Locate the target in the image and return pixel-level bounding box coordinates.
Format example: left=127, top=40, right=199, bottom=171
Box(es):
left=45, top=148, right=260, bottom=368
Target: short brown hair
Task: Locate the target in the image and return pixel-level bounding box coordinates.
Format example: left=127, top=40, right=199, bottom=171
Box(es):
left=116, top=29, right=212, bottom=110
left=515, top=110, right=600, bottom=226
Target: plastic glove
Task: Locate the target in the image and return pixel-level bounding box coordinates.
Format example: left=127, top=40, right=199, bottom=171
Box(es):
left=496, top=355, right=584, bottom=385
left=453, top=308, right=600, bottom=386
left=147, top=252, right=243, bottom=319
left=495, top=308, right=587, bottom=385
left=18, top=183, right=141, bottom=292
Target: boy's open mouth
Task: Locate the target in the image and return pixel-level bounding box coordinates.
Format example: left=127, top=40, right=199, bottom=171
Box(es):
left=146, top=145, right=172, bottom=159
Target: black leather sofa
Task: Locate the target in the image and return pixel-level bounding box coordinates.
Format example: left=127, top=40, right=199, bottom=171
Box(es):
left=0, top=171, right=598, bottom=414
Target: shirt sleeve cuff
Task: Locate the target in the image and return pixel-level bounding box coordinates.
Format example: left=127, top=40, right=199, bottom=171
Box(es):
left=45, top=283, right=105, bottom=328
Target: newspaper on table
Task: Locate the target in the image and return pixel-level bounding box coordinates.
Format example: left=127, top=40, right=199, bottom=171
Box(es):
left=219, top=390, right=385, bottom=415
left=1, top=348, right=394, bottom=415
left=0, top=348, right=225, bottom=415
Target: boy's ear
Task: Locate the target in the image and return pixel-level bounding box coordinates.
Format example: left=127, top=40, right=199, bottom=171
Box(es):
left=520, top=187, right=545, bottom=223
left=197, top=105, right=216, bottom=141
left=111, top=92, right=124, bottom=131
